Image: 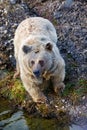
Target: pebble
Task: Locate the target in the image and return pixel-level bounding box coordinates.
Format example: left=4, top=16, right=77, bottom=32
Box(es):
left=82, top=106, right=86, bottom=111
left=82, top=96, right=86, bottom=100
left=58, top=0, right=73, bottom=10
left=9, top=0, right=17, bottom=5
left=55, top=105, right=58, bottom=108
left=61, top=106, right=65, bottom=109
left=61, top=99, right=65, bottom=103
left=4, top=9, right=7, bottom=14
left=79, top=111, right=82, bottom=114
left=4, top=30, right=7, bottom=34
left=9, top=55, right=12, bottom=58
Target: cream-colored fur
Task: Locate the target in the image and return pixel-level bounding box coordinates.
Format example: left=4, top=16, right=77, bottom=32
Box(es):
left=14, top=17, right=65, bottom=103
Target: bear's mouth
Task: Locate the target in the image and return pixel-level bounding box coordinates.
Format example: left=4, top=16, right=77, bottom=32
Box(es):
left=31, top=73, right=43, bottom=79
left=32, top=70, right=49, bottom=80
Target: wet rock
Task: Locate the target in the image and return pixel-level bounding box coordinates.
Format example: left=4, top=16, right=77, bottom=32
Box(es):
left=0, top=110, right=29, bottom=130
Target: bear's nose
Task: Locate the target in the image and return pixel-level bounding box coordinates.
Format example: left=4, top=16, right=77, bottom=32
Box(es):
left=33, top=70, right=40, bottom=77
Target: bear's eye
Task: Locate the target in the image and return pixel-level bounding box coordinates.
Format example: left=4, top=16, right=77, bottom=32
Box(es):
left=45, top=43, right=53, bottom=51
left=22, top=45, right=32, bottom=54
left=31, top=60, right=35, bottom=65
left=39, top=60, right=44, bottom=67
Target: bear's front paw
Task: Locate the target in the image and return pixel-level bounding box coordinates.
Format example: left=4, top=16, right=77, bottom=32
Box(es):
left=54, top=82, right=65, bottom=94
left=35, top=95, right=47, bottom=104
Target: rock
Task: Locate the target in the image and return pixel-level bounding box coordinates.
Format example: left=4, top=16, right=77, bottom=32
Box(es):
left=0, top=110, right=29, bottom=130
left=0, top=70, right=8, bottom=80
left=9, top=0, right=17, bottom=4
left=9, top=0, right=21, bottom=4
left=58, top=0, right=73, bottom=10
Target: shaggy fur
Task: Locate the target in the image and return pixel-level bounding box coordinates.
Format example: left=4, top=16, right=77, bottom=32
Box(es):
left=14, top=17, right=65, bottom=103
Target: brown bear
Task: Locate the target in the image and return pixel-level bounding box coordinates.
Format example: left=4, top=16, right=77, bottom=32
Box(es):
left=13, top=17, right=65, bottom=103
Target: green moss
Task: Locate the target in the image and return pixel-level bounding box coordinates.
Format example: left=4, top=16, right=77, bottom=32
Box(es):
left=36, top=103, right=53, bottom=117
left=67, top=53, right=73, bottom=59
left=78, top=79, right=87, bottom=87
left=52, top=19, right=58, bottom=26
left=62, top=79, right=87, bottom=104
left=0, top=71, right=26, bottom=104
left=25, top=114, right=70, bottom=130
left=73, top=79, right=87, bottom=101
left=10, top=79, right=26, bottom=102
left=62, top=83, right=75, bottom=96
left=0, top=70, right=87, bottom=118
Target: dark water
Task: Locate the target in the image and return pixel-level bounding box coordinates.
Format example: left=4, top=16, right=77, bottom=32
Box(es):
left=0, top=98, right=87, bottom=130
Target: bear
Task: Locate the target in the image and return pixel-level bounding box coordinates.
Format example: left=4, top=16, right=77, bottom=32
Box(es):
left=13, top=17, right=65, bottom=103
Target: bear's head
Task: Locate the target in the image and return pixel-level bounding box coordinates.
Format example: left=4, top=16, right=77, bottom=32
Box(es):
left=22, top=42, right=54, bottom=79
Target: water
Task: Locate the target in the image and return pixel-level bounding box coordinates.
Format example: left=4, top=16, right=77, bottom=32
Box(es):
left=0, top=97, right=87, bottom=130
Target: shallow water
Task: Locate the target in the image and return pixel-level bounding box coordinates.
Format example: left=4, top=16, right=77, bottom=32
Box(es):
left=0, top=97, right=87, bottom=130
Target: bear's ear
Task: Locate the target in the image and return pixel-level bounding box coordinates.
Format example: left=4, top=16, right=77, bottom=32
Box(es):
left=22, top=45, right=32, bottom=54
left=45, top=43, right=53, bottom=51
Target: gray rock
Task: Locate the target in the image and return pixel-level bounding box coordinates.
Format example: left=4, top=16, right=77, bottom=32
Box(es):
left=0, top=70, right=8, bottom=80
left=9, top=0, right=17, bottom=4
left=58, top=0, right=73, bottom=10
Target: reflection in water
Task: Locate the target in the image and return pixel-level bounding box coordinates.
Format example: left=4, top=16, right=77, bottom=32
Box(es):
left=0, top=97, right=87, bottom=130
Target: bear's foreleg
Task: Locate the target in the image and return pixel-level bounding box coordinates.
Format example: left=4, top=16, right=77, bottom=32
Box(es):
left=14, top=62, right=20, bottom=78
left=53, top=81, right=65, bottom=94
left=52, top=70, right=65, bottom=94
left=21, top=77, right=47, bottom=103
left=13, top=48, right=20, bottom=78
left=13, top=58, right=20, bottom=78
